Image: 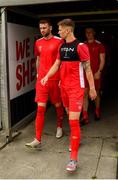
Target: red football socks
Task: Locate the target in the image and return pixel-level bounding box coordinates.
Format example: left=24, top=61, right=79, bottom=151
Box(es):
left=69, top=120, right=81, bottom=161
left=95, top=108, right=101, bottom=117
left=82, top=110, right=89, bottom=122
left=56, top=106, right=64, bottom=128
left=35, top=106, right=46, bottom=142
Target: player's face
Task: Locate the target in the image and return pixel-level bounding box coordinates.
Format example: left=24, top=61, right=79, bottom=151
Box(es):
left=39, top=23, right=52, bottom=37
left=85, top=28, right=95, bottom=40
left=58, top=25, right=69, bottom=39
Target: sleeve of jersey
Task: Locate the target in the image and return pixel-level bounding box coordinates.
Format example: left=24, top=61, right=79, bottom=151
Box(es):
left=57, top=50, right=60, bottom=60
left=34, top=41, right=40, bottom=57
left=99, top=43, right=105, bottom=54
left=77, top=43, right=90, bottom=62
left=56, top=44, right=63, bottom=60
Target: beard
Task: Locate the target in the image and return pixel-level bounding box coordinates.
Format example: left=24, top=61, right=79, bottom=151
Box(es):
left=43, top=31, right=50, bottom=37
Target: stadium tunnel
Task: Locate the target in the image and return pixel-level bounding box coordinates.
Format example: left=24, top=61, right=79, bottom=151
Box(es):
left=0, top=0, right=118, bottom=140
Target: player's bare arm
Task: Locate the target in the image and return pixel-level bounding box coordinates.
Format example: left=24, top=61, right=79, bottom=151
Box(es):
left=41, top=59, right=61, bottom=85
left=83, top=60, right=97, bottom=100
left=36, top=56, right=40, bottom=78
left=94, top=53, right=105, bottom=80
left=99, top=53, right=105, bottom=72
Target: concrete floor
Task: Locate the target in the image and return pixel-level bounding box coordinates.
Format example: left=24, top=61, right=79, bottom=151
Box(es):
left=0, top=94, right=118, bottom=179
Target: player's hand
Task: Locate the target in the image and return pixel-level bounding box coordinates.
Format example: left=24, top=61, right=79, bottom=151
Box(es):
left=41, top=76, right=48, bottom=86
left=89, top=88, right=97, bottom=100
left=94, top=71, right=101, bottom=80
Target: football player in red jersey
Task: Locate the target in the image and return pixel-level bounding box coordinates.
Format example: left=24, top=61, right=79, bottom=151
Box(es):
left=41, top=19, right=97, bottom=172
left=25, top=19, right=64, bottom=149
left=81, top=28, right=105, bottom=125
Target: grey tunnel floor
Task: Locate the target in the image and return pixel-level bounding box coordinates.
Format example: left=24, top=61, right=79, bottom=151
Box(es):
left=0, top=93, right=118, bottom=179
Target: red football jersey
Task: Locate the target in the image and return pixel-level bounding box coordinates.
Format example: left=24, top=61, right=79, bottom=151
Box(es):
left=34, top=36, right=63, bottom=80
left=85, top=40, right=105, bottom=74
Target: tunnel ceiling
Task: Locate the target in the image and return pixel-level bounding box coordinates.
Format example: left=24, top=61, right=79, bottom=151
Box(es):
left=21, top=0, right=118, bottom=14
left=7, top=0, right=118, bottom=15
left=6, top=0, right=118, bottom=26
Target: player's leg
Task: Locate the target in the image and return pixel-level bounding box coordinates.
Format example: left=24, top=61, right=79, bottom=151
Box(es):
left=49, top=81, right=64, bottom=138
left=81, top=87, right=89, bottom=125
left=94, top=79, right=101, bottom=120
left=66, top=89, right=84, bottom=172
left=25, top=81, right=48, bottom=149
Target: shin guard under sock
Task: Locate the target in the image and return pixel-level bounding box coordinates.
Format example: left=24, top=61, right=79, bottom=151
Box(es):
left=35, top=106, right=46, bottom=142
left=69, top=120, right=81, bottom=161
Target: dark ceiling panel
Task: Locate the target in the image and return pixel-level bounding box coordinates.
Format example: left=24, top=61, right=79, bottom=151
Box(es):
left=6, top=0, right=118, bottom=23
left=5, top=0, right=118, bottom=29
left=18, top=0, right=118, bottom=15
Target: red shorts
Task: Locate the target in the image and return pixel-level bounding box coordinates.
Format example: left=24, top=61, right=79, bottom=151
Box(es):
left=60, top=86, right=84, bottom=112
left=35, top=80, right=61, bottom=104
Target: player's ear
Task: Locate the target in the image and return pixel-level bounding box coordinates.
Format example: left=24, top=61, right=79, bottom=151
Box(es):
left=67, top=27, right=71, bottom=33
left=92, top=28, right=96, bottom=36
left=50, top=26, right=52, bottom=31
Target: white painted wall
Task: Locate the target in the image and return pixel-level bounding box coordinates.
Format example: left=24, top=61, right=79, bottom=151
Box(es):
left=0, top=0, right=77, bottom=7
left=0, top=17, right=2, bottom=129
